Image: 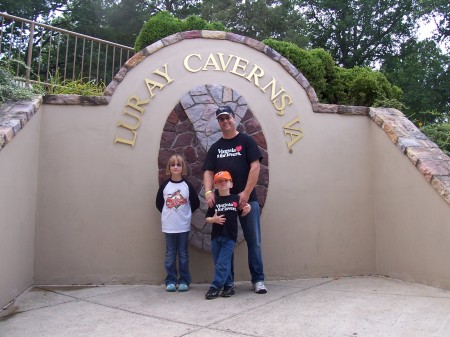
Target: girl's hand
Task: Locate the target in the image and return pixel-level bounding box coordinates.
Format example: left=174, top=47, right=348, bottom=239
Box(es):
left=241, top=203, right=251, bottom=217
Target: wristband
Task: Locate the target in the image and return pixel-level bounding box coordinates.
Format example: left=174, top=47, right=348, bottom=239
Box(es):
left=205, top=190, right=213, bottom=195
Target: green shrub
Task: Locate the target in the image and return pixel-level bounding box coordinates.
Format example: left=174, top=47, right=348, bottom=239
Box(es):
left=134, top=12, right=227, bottom=51
left=328, top=66, right=403, bottom=106
left=263, top=39, right=403, bottom=107
left=0, top=60, right=41, bottom=104
left=46, top=74, right=105, bottom=96
left=263, top=39, right=335, bottom=100
left=420, top=122, right=450, bottom=156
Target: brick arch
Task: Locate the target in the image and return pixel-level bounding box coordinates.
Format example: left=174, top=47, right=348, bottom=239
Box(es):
left=158, top=85, right=269, bottom=251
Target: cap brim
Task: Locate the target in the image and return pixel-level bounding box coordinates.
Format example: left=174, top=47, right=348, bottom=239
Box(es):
left=216, top=112, right=231, bottom=118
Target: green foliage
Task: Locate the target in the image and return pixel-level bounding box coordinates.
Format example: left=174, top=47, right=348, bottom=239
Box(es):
left=56, top=1, right=155, bottom=46
left=263, top=39, right=403, bottom=107
left=201, top=0, right=309, bottom=47
left=183, top=15, right=211, bottom=30
left=134, top=11, right=183, bottom=51
left=299, top=0, right=417, bottom=67
left=46, top=74, right=106, bottom=96
left=0, top=60, right=41, bottom=104
left=329, top=66, right=403, bottom=106
left=420, top=123, right=450, bottom=156
left=0, top=0, right=68, bottom=21
left=134, top=12, right=226, bottom=51
left=381, top=39, right=449, bottom=126
left=263, top=39, right=335, bottom=100
left=419, top=0, right=450, bottom=44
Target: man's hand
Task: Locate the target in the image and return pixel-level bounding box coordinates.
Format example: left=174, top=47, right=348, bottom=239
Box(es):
left=205, top=191, right=215, bottom=208
left=203, top=170, right=215, bottom=207
left=238, top=191, right=250, bottom=209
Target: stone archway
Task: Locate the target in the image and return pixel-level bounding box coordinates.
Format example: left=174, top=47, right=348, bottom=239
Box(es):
left=157, top=84, right=269, bottom=251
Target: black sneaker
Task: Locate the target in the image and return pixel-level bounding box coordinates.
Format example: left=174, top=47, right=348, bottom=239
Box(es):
left=205, top=286, right=220, bottom=300
left=221, top=285, right=235, bottom=297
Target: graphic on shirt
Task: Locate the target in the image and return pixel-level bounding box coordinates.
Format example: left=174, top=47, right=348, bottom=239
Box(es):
left=217, top=145, right=242, bottom=158
left=166, top=190, right=187, bottom=210
left=216, top=202, right=238, bottom=212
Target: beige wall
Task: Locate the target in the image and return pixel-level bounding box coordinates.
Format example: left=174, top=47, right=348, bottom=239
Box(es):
left=2, top=36, right=449, bottom=310
left=34, top=39, right=377, bottom=284
left=372, top=123, right=450, bottom=289
left=0, top=113, right=41, bottom=308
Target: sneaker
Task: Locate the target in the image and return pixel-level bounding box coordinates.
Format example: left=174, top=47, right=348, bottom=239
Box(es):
left=252, top=281, right=267, bottom=294
left=221, top=285, right=235, bottom=297
left=166, top=283, right=176, bottom=292
left=205, top=286, right=220, bottom=299
left=178, top=283, right=189, bottom=292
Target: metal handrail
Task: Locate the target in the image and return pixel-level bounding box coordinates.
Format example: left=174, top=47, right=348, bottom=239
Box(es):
left=0, top=12, right=135, bottom=86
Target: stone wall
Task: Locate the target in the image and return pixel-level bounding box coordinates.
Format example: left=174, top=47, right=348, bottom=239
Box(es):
left=0, top=98, right=42, bottom=151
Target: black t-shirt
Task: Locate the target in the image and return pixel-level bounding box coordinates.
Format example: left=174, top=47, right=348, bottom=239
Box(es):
left=206, top=194, right=242, bottom=241
left=202, top=133, right=262, bottom=202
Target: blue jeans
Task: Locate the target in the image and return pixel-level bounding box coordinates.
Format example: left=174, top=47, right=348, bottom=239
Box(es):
left=238, top=201, right=265, bottom=284
left=211, top=236, right=235, bottom=289
left=164, top=232, right=191, bottom=286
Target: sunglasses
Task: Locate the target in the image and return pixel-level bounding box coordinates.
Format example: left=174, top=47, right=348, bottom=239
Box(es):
left=217, top=115, right=232, bottom=122
left=170, top=163, right=182, bottom=167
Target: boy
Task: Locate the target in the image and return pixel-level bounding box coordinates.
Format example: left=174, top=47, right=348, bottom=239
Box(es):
left=205, top=171, right=251, bottom=299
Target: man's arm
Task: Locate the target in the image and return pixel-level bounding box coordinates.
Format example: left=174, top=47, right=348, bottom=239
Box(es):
left=203, top=170, right=215, bottom=207
left=238, top=159, right=260, bottom=208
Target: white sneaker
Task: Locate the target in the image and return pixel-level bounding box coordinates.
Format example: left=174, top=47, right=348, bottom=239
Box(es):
left=252, top=281, right=267, bottom=294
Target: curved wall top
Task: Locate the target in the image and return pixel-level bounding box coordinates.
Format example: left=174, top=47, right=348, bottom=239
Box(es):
left=106, top=30, right=316, bottom=157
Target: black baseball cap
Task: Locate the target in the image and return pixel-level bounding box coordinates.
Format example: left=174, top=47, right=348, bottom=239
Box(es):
left=216, top=106, right=234, bottom=118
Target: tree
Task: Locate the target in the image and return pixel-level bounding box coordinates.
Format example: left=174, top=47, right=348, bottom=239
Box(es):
left=0, top=0, right=68, bottom=21
left=152, top=0, right=202, bottom=18
left=201, top=0, right=309, bottom=47
left=419, top=0, right=450, bottom=46
left=297, top=0, right=418, bottom=67
left=50, top=0, right=203, bottom=47
left=381, top=39, right=449, bottom=125
left=421, top=123, right=450, bottom=156
left=55, top=0, right=109, bottom=37
left=98, top=0, right=156, bottom=46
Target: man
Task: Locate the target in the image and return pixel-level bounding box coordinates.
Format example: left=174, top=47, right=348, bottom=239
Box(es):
left=202, top=105, right=267, bottom=294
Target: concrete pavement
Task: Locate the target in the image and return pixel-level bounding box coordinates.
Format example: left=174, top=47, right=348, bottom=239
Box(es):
left=1, top=276, right=450, bottom=337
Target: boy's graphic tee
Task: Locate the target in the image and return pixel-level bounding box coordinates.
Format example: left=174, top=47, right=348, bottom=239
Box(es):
left=206, top=194, right=242, bottom=242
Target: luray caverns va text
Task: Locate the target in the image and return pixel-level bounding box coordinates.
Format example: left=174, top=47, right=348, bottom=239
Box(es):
left=114, top=52, right=304, bottom=152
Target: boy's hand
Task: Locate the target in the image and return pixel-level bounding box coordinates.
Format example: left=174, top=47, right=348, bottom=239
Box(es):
left=241, top=203, right=251, bottom=217
left=211, top=211, right=225, bottom=225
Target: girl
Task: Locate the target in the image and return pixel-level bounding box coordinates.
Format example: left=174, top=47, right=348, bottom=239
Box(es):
left=156, top=155, right=200, bottom=292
